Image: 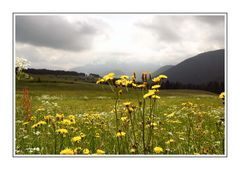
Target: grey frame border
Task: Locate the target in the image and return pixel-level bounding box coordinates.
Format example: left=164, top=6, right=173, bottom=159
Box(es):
left=12, top=12, right=228, bottom=158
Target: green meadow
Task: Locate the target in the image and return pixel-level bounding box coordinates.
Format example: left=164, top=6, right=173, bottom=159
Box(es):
left=15, top=76, right=225, bottom=155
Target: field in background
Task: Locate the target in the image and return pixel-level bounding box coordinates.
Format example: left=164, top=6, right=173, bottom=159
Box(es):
left=15, top=78, right=225, bottom=155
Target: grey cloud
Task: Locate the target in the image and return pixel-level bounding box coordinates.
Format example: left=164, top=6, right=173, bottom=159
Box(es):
left=136, top=16, right=187, bottom=43
left=136, top=15, right=224, bottom=47
left=16, top=15, right=104, bottom=51
left=195, top=15, right=225, bottom=25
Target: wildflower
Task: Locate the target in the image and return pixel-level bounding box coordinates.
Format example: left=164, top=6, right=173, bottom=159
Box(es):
left=22, top=122, right=29, bottom=126
left=44, top=115, right=54, bottom=122
left=61, top=119, right=74, bottom=125
left=143, top=90, right=156, bottom=99
left=116, top=130, right=126, bottom=137
left=31, top=120, right=47, bottom=129
left=130, top=148, right=136, bottom=154
left=151, top=95, right=160, bottom=99
left=154, top=146, right=163, bottom=154
left=118, top=89, right=123, bottom=96
left=96, top=149, right=105, bottom=154
left=152, top=74, right=168, bottom=83
left=56, top=128, right=68, bottom=136
left=102, top=72, right=115, bottom=82
left=151, top=85, right=161, bottom=89
left=83, top=148, right=90, bottom=155
left=95, top=133, right=100, bottom=138
left=115, top=79, right=131, bottom=87
left=120, top=75, right=129, bottom=79
left=80, top=132, right=86, bottom=138
left=74, top=147, right=82, bottom=154
left=71, top=136, right=82, bottom=143
left=219, top=92, right=225, bottom=99
left=123, top=102, right=131, bottom=107
left=96, top=78, right=104, bottom=84
left=16, top=57, right=31, bottom=70
left=56, top=113, right=64, bottom=121
left=121, top=116, right=128, bottom=122
left=60, top=148, right=75, bottom=155
left=165, top=139, right=175, bottom=145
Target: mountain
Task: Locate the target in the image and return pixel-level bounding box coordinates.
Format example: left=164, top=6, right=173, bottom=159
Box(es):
left=162, top=49, right=224, bottom=85
left=152, top=65, right=174, bottom=77
left=101, top=70, right=125, bottom=77
left=70, top=62, right=159, bottom=78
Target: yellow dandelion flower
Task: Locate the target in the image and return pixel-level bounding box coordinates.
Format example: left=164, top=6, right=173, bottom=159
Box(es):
left=96, top=78, right=104, bottom=84
left=219, top=92, right=225, bottom=99
left=120, top=75, right=129, bottom=79
left=152, top=74, right=168, bottom=83
left=136, top=84, right=146, bottom=88
left=60, top=148, right=75, bottom=155
left=154, top=146, right=163, bottom=154
left=121, top=116, right=128, bottom=122
left=96, top=149, right=105, bottom=154
left=103, top=72, right=115, bottom=81
left=123, top=102, right=131, bottom=107
left=143, top=90, right=156, bottom=99
left=152, top=77, right=161, bottom=83
left=151, top=84, right=161, bottom=89
left=130, top=148, right=136, bottom=154
left=116, top=131, right=126, bottom=137
left=22, top=122, right=29, bottom=126
left=31, top=120, right=47, bottom=129
left=56, top=128, right=68, bottom=136
left=165, top=139, right=175, bottom=145
left=151, top=95, right=160, bottom=99
left=159, top=75, right=168, bottom=79
left=61, top=119, right=72, bottom=125
left=132, top=83, right=137, bottom=88
left=71, top=136, right=82, bottom=143
left=56, top=113, right=64, bottom=121
left=44, top=115, right=53, bottom=122
left=80, top=132, right=86, bottom=138
left=83, top=148, right=90, bottom=155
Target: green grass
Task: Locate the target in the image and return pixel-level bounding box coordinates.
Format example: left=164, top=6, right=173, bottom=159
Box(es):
left=15, top=80, right=224, bottom=155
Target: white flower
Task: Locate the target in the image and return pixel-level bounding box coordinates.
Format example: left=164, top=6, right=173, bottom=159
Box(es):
left=16, top=57, right=31, bottom=70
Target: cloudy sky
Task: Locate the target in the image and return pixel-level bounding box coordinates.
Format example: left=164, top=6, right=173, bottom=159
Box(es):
left=15, top=14, right=225, bottom=72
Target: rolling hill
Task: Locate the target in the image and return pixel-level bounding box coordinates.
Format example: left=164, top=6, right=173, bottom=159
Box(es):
left=160, top=49, right=224, bottom=85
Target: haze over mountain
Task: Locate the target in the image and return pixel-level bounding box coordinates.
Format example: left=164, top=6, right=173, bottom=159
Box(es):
left=161, top=49, right=224, bottom=84
left=152, top=65, right=174, bottom=77
left=70, top=61, right=160, bottom=78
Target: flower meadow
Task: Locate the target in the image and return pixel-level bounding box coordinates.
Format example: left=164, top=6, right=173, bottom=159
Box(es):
left=15, top=57, right=225, bottom=155
left=15, top=71, right=225, bottom=155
